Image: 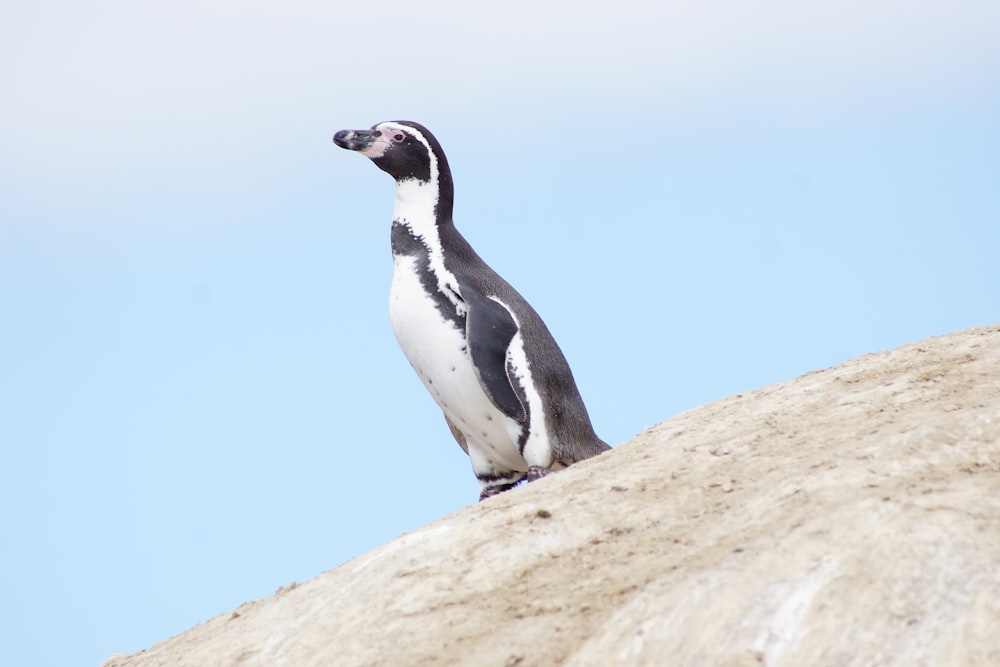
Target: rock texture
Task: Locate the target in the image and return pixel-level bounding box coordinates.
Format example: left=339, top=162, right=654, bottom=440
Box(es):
left=105, top=324, right=1000, bottom=667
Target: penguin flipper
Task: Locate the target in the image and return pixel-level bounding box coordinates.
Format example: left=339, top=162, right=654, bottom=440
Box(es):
left=458, top=281, right=528, bottom=423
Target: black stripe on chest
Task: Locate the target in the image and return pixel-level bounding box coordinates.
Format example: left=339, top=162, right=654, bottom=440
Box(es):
left=391, top=221, right=465, bottom=329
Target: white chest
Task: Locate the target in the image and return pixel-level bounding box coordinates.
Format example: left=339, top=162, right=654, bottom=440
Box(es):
left=388, top=255, right=527, bottom=471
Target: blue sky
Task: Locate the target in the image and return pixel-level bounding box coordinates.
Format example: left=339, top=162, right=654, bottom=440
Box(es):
left=2, top=1, right=999, bottom=665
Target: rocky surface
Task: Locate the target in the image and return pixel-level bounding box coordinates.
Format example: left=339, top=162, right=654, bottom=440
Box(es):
left=105, top=324, right=1000, bottom=667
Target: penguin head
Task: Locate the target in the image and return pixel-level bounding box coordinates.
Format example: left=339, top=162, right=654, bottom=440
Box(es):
left=333, top=120, right=448, bottom=185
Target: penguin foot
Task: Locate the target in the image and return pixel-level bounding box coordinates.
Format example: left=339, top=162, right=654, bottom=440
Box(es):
left=479, top=482, right=520, bottom=502
left=526, top=466, right=551, bottom=482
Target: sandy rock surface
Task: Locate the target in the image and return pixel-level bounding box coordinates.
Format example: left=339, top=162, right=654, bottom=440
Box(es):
left=105, top=324, right=1000, bottom=667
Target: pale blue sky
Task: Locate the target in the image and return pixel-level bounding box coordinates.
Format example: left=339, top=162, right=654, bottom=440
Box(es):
left=2, top=2, right=999, bottom=665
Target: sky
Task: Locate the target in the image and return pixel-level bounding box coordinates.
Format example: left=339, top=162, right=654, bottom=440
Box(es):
left=2, top=1, right=999, bottom=664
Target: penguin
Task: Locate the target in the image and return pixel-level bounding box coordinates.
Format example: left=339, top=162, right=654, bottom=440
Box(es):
left=333, top=120, right=610, bottom=500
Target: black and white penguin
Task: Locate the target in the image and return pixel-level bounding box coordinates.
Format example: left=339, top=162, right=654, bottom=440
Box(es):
left=333, top=120, right=610, bottom=500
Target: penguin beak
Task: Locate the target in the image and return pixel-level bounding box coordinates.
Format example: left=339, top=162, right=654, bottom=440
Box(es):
left=333, top=129, right=380, bottom=151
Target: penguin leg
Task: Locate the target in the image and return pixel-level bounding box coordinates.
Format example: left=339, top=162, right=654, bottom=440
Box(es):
left=526, top=466, right=550, bottom=482
left=478, top=480, right=521, bottom=501
left=475, top=469, right=527, bottom=501
left=520, top=433, right=556, bottom=483
left=479, top=466, right=548, bottom=498
left=467, top=443, right=527, bottom=501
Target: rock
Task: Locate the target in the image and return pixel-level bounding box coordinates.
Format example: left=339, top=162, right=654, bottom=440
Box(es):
left=105, top=324, right=1000, bottom=667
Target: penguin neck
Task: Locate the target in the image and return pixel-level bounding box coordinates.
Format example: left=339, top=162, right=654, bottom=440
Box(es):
left=390, top=173, right=465, bottom=312
left=392, top=172, right=455, bottom=240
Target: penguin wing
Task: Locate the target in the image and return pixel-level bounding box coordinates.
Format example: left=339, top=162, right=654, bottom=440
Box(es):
left=458, top=281, right=528, bottom=424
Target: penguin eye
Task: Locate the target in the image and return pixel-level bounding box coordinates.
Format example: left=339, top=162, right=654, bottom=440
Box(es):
left=392, top=133, right=405, bottom=142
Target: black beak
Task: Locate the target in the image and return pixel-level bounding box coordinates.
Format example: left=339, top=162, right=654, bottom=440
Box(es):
left=333, top=129, right=380, bottom=151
